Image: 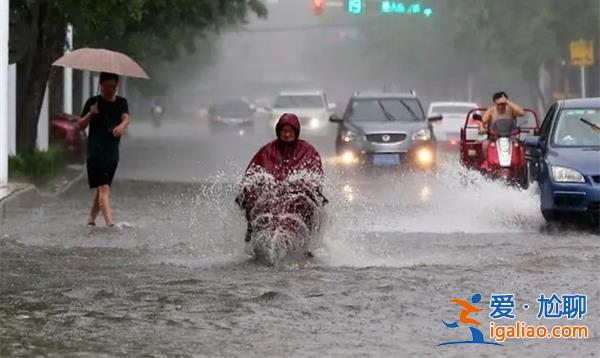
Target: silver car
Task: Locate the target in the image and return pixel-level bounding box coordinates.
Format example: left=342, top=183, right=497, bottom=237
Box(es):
left=330, top=91, right=441, bottom=170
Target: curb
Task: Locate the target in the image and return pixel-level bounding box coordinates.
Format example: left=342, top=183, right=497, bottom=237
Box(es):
left=0, top=166, right=85, bottom=211
left=0, top=185, right=41, bottom=212
left=40, top=167, right=86, bottom=199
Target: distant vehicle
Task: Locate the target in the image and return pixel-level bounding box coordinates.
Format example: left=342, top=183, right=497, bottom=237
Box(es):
left=150, top=103, right=164, bottom=128
left=329, top=91, right=440, bottom=171
left=427, top=101, right=478, bottom=151
left=50, top=113, right=87, bottom=162
left=460, top=108, right=539, bottom=188
left=525, top=98, right=600, bottom=225
left=209, top=99, right=256, bottom=132
left=270, top=90, right=336, bottom=135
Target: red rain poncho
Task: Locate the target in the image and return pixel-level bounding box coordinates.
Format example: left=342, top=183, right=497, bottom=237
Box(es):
left=237, top=113, right=324, bottom=212
left=245, top=113, right=323, bottom=180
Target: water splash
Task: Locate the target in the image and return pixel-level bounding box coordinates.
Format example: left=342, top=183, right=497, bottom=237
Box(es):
left=237, top=168, right=326, bottom=265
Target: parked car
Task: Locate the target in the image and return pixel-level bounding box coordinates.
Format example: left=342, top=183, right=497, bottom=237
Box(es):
left=50, top=113, right=87, bottom=162
left=330, top=91, right=440, bottom=171
left=525, top=98, right=600, bottom=225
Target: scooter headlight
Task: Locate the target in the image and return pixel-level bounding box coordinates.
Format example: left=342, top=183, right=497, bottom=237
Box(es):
left=341, top=130, right=356, bottom=143
left=412, top=128, right=431, bottom=141
left=551, top=166, right=585, bottom=183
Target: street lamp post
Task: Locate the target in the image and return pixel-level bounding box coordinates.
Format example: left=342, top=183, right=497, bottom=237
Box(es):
left=0, top=0, right=9, bottom=187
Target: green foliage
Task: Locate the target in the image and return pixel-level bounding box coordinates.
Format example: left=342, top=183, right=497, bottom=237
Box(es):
left=446, top=0, right=599, bottom=78
left=61, top=0, right=268, bottom=64
left=9, top=145, right=67, bottom=185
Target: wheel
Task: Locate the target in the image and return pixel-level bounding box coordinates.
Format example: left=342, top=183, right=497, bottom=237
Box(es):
left=519, top=164, right=531, bottom=190
left=542, top=210, right=560, bottom=223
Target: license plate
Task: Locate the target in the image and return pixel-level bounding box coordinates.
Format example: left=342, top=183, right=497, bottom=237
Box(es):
left=372, top=154, right=400, bottom=166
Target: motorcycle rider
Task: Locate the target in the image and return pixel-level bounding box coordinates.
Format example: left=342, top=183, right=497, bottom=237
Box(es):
left=237, top=113, right=325, bottom=242
left=150, top=95, right=165, bottom=126
left=479, top=92, right=525, bottom=158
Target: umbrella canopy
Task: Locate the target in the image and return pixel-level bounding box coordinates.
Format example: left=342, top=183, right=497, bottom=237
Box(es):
left=52, top=48, right=150, bottom=79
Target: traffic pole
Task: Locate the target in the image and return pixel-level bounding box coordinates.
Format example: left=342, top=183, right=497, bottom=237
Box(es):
left=0, top=0, right=9, bottom=187
left=580, top=65, right=586, bottom=97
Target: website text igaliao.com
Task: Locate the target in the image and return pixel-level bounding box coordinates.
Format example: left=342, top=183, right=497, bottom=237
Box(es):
left=489, top=321, right=589, bottom=342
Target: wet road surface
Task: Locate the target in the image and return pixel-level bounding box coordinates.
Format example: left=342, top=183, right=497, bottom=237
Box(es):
left=1, top=118, right=599, bottom=357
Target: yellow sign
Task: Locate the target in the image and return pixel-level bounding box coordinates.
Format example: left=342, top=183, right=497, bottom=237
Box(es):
left=570, top=40, right=594, bottom=66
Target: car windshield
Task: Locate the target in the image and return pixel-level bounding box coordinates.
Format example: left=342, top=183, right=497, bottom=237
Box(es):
left=213, top=101, right=253, bottom=117
left=553, top=108, right=600, bottom=147
left=349, top=98, right=424, bottom=122
left=274, top=95, right=324, bottom=109
left=431, top=105, right=474, bottom=115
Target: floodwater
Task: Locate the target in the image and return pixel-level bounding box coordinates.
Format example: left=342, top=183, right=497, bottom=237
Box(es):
left=1, top=120, right=599, bottom=357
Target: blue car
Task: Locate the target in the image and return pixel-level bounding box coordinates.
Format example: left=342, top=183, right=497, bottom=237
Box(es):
left=525, top=98, right=600, bottom=225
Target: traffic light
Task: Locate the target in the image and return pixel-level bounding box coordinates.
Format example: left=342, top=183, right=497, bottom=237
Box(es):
left=312, top=0, right=325, bottom=15
left=347, top=0, right=364, bottom=15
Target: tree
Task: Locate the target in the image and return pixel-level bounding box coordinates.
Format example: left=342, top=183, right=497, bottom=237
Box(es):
left=446, top=0, right=599, bottom=106
left=10, top=0, right=268, bottom=154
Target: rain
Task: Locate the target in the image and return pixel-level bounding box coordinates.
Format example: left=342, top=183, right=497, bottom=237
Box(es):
left=1, top=0, right=599, bottom=356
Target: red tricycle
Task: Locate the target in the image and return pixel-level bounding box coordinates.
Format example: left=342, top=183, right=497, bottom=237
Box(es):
left=459, top=108, right=540, bottom=188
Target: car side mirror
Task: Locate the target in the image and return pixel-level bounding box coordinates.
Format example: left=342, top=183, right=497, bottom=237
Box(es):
left=428, top=114, right=443, bottom=122
left=523, top=137, right=541, bottom=148
left=329, top=114, right=343, bottom=123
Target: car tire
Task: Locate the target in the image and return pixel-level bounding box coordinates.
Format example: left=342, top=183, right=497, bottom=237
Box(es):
left=520, top=164, right=531, bottom=190
left=541, top=210, right=560, bottom=223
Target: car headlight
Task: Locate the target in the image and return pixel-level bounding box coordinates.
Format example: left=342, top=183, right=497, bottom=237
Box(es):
left=551, top=166, right=585, bottom=183
left=412, top=128, right=431, bottom=141
left=309, top=117, right=320, bottom=129
left=339, top=151, right=358, bottom=165
left=415, top=147, right=435, bottom=166
left=341, top=130, right=356, bottom=143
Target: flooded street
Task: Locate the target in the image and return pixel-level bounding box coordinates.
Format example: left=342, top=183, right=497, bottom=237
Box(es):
left=1, top=119, right=599, bottom=356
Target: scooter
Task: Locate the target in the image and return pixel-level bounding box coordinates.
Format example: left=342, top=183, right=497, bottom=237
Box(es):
left=238, top=176, right=327, bottom=265
left=460, top=109, right=540, bottom=189
left=480, top=118, right=528, bottom=187
left=151, top=104, right=164, bottom=127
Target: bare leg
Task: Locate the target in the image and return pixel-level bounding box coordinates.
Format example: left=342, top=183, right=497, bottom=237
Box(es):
left=482, top=140, right=489, bottom=161
left=87, top=189, right=100, bottom=225
left=98, top=185, right=114, bottom=227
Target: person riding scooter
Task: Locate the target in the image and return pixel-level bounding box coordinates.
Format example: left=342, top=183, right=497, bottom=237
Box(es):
left=478, top=92, right=525, bottom=158
left=236, top=113, right=326, bottom=242
left=150, top=96, right=165, bottom=127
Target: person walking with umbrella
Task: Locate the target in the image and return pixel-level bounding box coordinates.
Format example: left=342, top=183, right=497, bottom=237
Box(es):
left=52, top=48, right=149, bottom=227
left=78, top=72, right=129, bottom=227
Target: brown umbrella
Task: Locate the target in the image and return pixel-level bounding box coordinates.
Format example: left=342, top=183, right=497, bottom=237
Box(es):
left=52, top=48, right=150, bottom=79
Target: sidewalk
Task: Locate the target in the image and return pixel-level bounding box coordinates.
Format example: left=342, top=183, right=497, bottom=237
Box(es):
left=0, top=164, right=85, bottom=211
left=0, top=182, right=38, bottom=211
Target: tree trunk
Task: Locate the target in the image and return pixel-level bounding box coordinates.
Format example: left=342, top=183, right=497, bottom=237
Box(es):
left=16, top=2, right=65, bottom=154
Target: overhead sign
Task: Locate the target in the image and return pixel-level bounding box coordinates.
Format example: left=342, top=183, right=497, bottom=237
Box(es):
left=570, top=40, right=594, bottom=66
